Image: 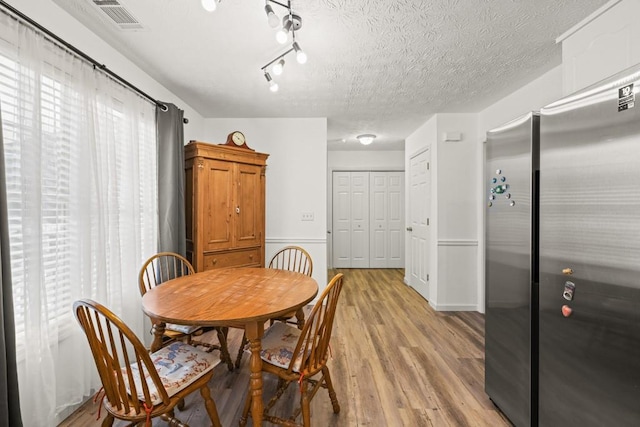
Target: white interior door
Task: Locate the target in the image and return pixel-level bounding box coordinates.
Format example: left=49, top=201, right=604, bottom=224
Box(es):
left=409, top=150, right=430, bottom=299
left=350, top=172, right=369, bottom=268
left=332, top=170, right=404, bottom=269
left=332, top=172, right=351, bottom=268
left=370, top=173, right=388, bottom=268
left=387, top=171, right=404, bottom=268
left=370, top=171, right=405, bottom=268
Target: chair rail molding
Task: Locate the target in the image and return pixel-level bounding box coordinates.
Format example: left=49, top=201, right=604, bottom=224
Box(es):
left=266, top=237, right=326, bottom=244
left=437, top=239, right=478, bottom=246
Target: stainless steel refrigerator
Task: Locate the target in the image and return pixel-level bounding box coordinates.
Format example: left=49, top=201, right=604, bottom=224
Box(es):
left=538, top=65, right=640, bottom=425
left=486, top=65, right=640, bottom=426
left=485, top=112, right=539, bottom=427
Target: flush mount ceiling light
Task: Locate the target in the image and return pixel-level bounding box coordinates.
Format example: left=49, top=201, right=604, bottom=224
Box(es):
left=201, top=0, right=220, bottom=12
left=357, top=134, right=376, bottom=145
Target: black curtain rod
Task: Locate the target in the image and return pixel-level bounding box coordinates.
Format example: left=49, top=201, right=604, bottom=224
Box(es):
left=0, top=0, right=189, bottom=124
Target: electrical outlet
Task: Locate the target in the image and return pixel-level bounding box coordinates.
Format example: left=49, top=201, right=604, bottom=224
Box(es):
left=301, top=212, right=314, bottom=221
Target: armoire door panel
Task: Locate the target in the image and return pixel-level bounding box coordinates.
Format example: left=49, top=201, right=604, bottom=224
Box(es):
left=185, top=165, right=194, bottom=243
left=203, top=160, right=233, bottom=251
left=236, top=164, right=261, bottom=247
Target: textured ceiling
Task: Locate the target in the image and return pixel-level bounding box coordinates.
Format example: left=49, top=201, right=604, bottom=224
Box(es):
left=51, top=0, right=608, bottom=151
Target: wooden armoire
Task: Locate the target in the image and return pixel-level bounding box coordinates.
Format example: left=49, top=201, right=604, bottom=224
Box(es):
left=184, top=141, right=269, bottom=272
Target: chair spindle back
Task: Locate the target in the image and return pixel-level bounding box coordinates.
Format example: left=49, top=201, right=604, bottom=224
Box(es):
left=138, top=252, right=195, bottom=296
left=289, top=273, right=343, bottom=376
left=74, top=299, right=170, bottom=415
left=268, top=246, right=313, bottom=277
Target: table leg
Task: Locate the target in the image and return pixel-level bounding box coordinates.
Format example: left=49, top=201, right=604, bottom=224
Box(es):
left=244, top=322, right=265, bottom=426
left=150, top=320, right=166, bottom=353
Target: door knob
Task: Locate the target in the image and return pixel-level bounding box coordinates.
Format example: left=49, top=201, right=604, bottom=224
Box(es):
left=406, top=227, right=413, bottom=231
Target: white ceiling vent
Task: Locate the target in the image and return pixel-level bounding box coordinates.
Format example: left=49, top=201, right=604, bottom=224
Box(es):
left=91, top=0, right=144, bottom=31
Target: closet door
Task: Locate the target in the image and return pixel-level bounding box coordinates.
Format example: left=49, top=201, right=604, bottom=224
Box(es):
left=370, top=172, right=405, bottom=268
left=370, top=173, right=388, bottom=267
left=332, top=172, right=351, bottom=268
left=350, top=172, right=370, bottom=268
left=332, top=171, right=369, bottom=268
left=386, top=171, right=405, bottom=268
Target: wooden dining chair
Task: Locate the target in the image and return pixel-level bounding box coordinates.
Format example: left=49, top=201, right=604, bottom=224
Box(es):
left=138, top=252, right=234, bottom=370
left=232, top=246, right=314, bottom=370
left=239, top=273, right=344, bottom=427
left=268, top=245, right=314, bottom=329
left=73, top=299, right=222, bottom=427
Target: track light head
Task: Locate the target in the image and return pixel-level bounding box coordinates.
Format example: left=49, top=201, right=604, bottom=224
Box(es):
left=292, top=41, right=307, bottom=64
left=276, top=18, right=293, bottom=44
left=273, top=58, right=285, bottom=75
left=265, top=4, right=280, bottom=28
left=264, top=72, right=279, bottom=92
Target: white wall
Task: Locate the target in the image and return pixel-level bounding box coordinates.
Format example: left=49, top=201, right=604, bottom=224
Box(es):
left=200, top=118, right=329, bottom=293
left=405, top=114, right=479, bottom=311
left=6, top=0, right=205, bottom=141
left=328, top=150, right=404, bottom=169
left=434, top=114, right=478, bottom=311
left=477, top=66, right=563, bottom=139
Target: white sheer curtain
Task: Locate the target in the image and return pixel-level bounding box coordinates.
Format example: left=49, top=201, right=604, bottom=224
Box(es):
left=0, top=11, right=157, bottom=426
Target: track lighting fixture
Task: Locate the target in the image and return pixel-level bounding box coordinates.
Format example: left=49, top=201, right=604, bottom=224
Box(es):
left=260, top=38, right=307, bottom=92
left=200, top=0, right=307, bottom=90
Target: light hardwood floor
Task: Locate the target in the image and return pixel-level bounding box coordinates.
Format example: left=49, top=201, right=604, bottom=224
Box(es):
left=59, top=269, right=511, bottom=426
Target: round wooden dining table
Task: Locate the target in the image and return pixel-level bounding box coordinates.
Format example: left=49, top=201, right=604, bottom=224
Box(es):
left=141, top=266, right=318, bottom=426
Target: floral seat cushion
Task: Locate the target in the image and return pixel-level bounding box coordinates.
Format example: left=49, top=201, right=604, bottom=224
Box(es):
left=123, top=341, right=219, bottom=405
left=165, top=323, right=200, bottom=334
left=258, top=321, right=304, bottom=372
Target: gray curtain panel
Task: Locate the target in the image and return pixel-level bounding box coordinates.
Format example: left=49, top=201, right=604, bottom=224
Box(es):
left=0, top=108, right=23, bottom=426
left=156, top=103, right=187, bottom=256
